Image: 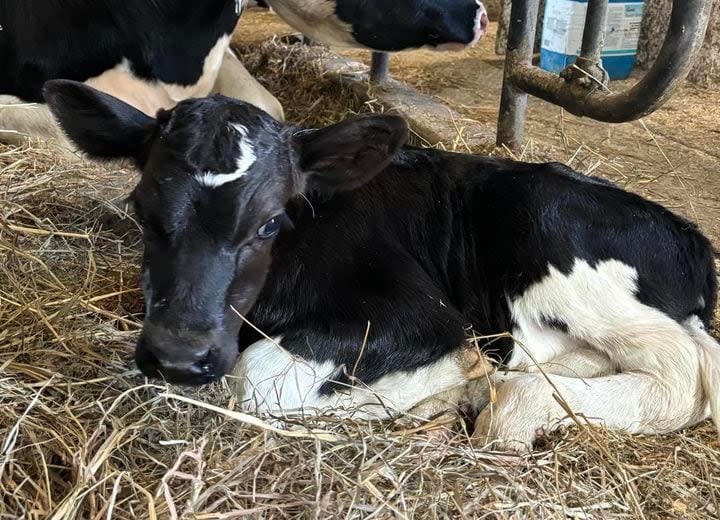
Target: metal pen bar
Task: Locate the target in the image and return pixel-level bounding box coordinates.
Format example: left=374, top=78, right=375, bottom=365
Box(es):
left=496, top=0, right=542, bottom=150
left=580, top=0, right=610, bottom=63
left=370, top=52, right=390, bottom=84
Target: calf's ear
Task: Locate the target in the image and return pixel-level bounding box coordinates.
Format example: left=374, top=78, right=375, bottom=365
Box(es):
left=292, top=114, right=408, bottom=196
left=43, top=79, right=155, bottom=161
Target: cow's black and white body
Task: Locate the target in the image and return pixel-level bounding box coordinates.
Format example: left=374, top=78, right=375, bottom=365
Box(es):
left=263, top=0, right=489, bottom=51
left=0, top=0, right=283, bottom=147
left=0, top=0, right=487, bottom=147
left=43, top=83, right=720, bottom=449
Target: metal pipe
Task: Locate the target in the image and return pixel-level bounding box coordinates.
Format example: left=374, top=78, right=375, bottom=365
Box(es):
left=370, top=52, right=390, bottom=84
left=570, top=0, right=610, bottom=83
left=511, top=0, right=712, bottom=123
left=579, top=0, right=609, bottom=62
left=496, top=0, right=542, bottom=149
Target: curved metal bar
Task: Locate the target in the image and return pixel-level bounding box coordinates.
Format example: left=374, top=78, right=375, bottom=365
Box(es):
left=497, top=0, right=713, bottom=148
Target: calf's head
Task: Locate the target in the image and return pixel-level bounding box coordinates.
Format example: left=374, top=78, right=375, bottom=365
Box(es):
left=44, top=80, right=408, bottom=385
left=266, top=0, right=489, bottom=51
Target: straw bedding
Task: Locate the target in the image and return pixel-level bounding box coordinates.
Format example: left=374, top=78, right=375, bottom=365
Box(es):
left=1, top=40, right=719, bottom=519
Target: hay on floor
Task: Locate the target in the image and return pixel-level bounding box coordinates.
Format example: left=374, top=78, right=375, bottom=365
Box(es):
left=1, top=40, right=719, bottom=519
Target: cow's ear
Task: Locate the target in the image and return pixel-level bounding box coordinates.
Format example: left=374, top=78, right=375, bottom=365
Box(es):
left=43, top=79, right=155, bottom=161
left=292, top=114, right=408, bottom=196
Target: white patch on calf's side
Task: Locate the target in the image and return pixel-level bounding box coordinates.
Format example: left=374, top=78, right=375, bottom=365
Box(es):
left=507, top=300, right=584, bottom=371
left=84, top=35, right=231, bottom=117
left=510, top=258, right=705, bottom=381
left=194, top=123, right=257, bottom=188
left=475, top=258, right=710, bottom=448
left=511, top=259, right=639, bottom=350
left=231, top=337, right=471, bottom=420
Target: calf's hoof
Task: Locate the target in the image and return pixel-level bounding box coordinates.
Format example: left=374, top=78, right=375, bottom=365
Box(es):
left=471, top=375, right=561, bottom=452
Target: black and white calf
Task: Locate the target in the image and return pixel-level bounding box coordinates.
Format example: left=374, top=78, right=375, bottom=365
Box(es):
left=1, top=0, right=487, bottom=147
left=43, top=81, right=720, bottom=449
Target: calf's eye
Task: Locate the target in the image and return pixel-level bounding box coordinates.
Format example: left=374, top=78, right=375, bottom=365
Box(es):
left=257, top=216, right=282, bottom=239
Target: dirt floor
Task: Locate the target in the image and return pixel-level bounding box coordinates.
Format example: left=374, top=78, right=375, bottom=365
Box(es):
left=236, top=9, right=720, bottom=250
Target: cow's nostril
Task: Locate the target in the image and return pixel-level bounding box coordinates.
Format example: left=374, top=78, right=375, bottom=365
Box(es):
left=480, top=12, right=489, bottom=33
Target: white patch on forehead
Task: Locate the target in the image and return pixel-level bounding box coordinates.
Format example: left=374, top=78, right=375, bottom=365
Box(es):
left=194, top=123, right=257, bottom=188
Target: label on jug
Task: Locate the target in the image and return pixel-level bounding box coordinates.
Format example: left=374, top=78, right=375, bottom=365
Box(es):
left=542, top=0, right=644, bottom=57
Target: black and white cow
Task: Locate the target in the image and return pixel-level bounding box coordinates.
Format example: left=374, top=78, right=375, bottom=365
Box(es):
left=0, top=0, right=488, bottom=147
left=0, top=0, right=281, bottom=147
left=263, top=0, right=489, bottom=51
left=43, top=81, right=719, bottom=449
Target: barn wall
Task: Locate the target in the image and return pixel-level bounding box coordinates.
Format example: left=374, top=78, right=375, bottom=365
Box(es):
left=637, top=0, right=720, bottom=88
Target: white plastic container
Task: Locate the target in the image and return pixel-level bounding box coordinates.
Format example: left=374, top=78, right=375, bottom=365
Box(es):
left=540, top=0, right=645, bottom=80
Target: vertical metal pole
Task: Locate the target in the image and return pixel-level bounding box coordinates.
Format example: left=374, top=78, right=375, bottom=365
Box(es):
left=496, top=0, right=542, bottom=150
left=370, top=52, right=390, bottom=84
left=570, top=0, right=610, bottom=83
left=580, top=0, right=610, bottom=61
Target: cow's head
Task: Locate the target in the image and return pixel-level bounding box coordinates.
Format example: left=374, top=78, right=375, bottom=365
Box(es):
left=44, top=80, right=408, bottom=385
left=265, top=0, right=489, bottom=51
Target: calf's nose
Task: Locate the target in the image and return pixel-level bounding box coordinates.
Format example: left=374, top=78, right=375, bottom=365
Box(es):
left=156, top=346, right=213, bottom=374
left=140, top=321, right=219, bottom=375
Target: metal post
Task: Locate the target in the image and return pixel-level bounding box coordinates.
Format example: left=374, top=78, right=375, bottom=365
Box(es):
left=580, top=0, right=610, bottom=62
left=496, top=0, right=542, bottom=150
left=370, top=52, right=390, bottom=84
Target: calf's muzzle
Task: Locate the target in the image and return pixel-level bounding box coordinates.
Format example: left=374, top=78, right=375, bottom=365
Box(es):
left=136, top=321, right=238, bottom=385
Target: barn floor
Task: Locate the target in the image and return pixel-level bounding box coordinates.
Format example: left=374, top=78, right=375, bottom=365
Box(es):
left=1, top=8, right=720, bottom=520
